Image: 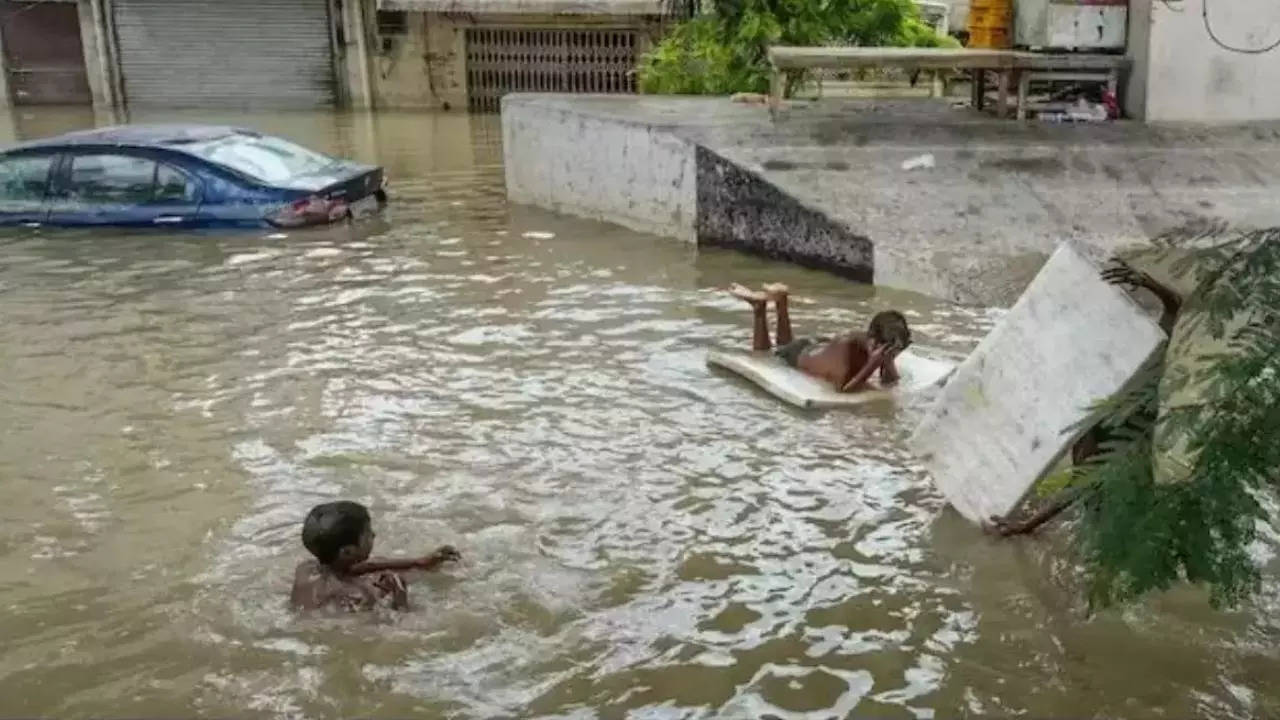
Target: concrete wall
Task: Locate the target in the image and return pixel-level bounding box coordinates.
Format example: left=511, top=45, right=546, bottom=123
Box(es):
left=502, top=95, right=696, bottom=241
left=371, top=12, right=466, bottom=110
left=1135, top=0, right=1280, bottom=122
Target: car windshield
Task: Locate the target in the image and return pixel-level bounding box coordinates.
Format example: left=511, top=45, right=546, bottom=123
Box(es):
left=182, top=133, right=335, bottom=184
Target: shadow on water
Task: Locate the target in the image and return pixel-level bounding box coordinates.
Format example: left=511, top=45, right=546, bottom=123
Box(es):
left=0, top=106, right=1277, bottom=719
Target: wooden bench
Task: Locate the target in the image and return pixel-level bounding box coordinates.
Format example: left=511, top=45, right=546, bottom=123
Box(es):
left=766, top=46, right=1128, bottom=120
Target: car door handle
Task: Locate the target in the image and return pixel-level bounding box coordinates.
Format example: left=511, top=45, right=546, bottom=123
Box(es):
left=153, top=215, right=186, bottom=224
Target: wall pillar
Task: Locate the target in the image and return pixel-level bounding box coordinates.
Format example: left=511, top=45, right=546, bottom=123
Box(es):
left=334, top=0, right=374, bottom=108
left=1123, top=0, right=1150, bottom=120
left=0, top=12, right=10, bottom=108
left=77, top=0, right=117, bottom=108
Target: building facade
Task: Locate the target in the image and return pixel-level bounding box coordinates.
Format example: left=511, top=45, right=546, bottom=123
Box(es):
left=0, top=0, right=664, bottom=111
left=369, top=0, right=665, bottom=112
left=0, top=0, right=110, bottom=107
left=8, top=0, right=1280, bottom=123
left=0, top=0, right=369, bottom=109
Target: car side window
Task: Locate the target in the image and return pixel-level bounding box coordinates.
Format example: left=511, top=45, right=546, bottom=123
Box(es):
left=0, top=154, right=55, bottom=204
left=155, top=163, right=199, bottom=203
left=66, top=154, right=200, bottom=205
left=69, top=154, right=157, bottom=204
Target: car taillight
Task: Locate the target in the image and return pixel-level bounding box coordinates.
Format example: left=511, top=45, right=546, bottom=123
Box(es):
left=268, top=195, right=348, bottom=227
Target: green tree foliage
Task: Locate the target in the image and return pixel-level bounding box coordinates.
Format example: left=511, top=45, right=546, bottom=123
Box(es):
left=638, top=0, right=958, bottom=96
left=1060, top=225, right=1280, bottom=610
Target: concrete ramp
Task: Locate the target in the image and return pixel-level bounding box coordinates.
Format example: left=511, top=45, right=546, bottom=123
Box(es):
left=504, top=95, right=1280, bottom=307
left=908, top=244, right=1165, bottom=525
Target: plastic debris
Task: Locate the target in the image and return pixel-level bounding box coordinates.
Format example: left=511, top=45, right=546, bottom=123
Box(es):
left=901, top=153, right=936, bottom=171
left=1040, top=97, right=1113, bottom=123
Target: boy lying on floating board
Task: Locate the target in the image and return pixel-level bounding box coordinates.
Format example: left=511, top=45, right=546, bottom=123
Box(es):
left=726, top=282, right=912, bottom=393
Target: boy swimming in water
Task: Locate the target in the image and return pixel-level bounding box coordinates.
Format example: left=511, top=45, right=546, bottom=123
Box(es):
left=290, top=501, right=460, bottom=612
left=728, top=283, right=911, bottom=393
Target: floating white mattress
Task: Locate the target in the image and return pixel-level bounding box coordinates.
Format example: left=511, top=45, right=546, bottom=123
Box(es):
left=706, top=348, right=955, bottom=409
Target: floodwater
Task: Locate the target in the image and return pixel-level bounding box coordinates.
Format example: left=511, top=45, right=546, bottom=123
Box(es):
left=1, top=107, right=1278, bottom=719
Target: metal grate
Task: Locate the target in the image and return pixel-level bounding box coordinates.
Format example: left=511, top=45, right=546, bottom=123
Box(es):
left=465, top=28, right=640, bottom=113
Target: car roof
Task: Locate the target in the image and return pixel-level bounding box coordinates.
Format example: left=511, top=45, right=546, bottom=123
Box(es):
left=4, top=124, right=260, bottom=153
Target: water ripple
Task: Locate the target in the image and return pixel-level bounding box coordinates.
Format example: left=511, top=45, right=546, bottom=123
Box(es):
left=0, top=111, right=1276, bottom=720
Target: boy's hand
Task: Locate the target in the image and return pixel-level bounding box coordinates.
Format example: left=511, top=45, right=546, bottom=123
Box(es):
left=417, top=545, right=461, bottom=569
left=1101, top=261, right=1155, bottom=291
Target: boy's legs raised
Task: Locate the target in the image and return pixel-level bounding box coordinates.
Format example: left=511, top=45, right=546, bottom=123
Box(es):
left=729, top=283, right=771, bottom=351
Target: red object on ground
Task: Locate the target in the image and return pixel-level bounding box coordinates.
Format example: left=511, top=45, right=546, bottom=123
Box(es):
left=1102, top=90, right=1120, bottom=119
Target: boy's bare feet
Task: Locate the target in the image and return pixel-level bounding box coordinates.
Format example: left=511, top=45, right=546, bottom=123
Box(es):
left=728, top=283, right=767, bottom=305
left=762, top=282, right=789, bottom=302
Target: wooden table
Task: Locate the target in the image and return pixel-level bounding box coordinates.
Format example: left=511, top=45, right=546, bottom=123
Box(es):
left=768, top=47, right=1020, bottom=115
left=766, top=46, right=1128, bottom=120
left=1008, top=52, right=1129, bottom=120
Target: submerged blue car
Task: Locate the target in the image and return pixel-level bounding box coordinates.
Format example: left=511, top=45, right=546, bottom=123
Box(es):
left=0, top=124, right=386, bottom=229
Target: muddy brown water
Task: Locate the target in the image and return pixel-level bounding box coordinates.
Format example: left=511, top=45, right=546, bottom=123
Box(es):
left=1, top=108, right=1277, bottom=718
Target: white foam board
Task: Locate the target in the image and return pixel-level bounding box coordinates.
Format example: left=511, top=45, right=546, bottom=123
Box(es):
left=908, top=243, right=1165, bottom=525
left=707, top=348, right=955, bottom=409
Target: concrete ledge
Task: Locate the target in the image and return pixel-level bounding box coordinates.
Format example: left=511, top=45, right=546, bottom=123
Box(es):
left=502, top=94, right=1280, bottom=306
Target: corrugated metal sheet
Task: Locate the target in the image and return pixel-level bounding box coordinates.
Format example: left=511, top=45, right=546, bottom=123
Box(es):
left=466, top=27, right=639, bottom=113
left=113, top=0, right=336, bottom=108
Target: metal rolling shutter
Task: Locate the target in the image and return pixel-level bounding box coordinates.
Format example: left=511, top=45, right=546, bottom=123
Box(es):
left=113, top=0, right=336, bottom=108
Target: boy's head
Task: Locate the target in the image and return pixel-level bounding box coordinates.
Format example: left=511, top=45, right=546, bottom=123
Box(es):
left=302, top=501, right=374, bottom=569
left=868, top=310, right=911, bottom=353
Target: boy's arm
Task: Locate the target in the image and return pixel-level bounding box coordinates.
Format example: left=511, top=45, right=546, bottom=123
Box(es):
left=349, top=546, right=461, bottom=575
left=1102, top=263, right=1183, bottom=334
left=349, top=558, right=421, bottom=574
left=1146, top=276, right=1183, bottom=334
left=841, top=345, right=885, bottom=393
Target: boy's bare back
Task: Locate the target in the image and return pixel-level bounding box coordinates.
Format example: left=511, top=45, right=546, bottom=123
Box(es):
left=291, top=560, right=408, bottom=612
